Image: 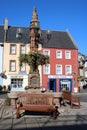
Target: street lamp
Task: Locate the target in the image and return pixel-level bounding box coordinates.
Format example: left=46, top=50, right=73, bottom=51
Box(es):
left=0, top=43, right=3, bottom=47
left=0, top=71, right=7, bottom=79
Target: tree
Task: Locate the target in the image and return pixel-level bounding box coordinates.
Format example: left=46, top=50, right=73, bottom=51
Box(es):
left=19, top=51, right=49, bottom=73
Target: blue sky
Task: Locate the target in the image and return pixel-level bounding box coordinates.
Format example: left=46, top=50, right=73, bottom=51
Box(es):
left=0, top=0, right=87, bottom=84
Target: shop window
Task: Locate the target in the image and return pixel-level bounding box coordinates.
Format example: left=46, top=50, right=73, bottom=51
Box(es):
left=60, top=79, right=71, bottom=92
left=11, top=78, right=23, bottom=88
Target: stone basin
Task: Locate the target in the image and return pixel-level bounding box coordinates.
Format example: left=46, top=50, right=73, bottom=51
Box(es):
left=7, top=92, right=18, bottom=99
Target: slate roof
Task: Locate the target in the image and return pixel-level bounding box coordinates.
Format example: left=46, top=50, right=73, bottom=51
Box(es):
left=0, top=25, right=78, bottom=49
left=0, top=26, right=4, bottom=43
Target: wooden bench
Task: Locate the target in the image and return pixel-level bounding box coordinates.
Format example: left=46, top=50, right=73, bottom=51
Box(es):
left=16, top=93, right=57, bottom=119
left=62, top=91, right=80, bottom=108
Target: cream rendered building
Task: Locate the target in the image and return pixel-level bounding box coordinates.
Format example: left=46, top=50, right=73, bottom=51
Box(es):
left=3, top=42, right=42, bottom=90
left=3, top=42, right=28, bottom=90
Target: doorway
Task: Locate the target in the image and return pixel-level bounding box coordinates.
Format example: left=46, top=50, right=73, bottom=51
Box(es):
left=49, top=79, right=56, bottom=92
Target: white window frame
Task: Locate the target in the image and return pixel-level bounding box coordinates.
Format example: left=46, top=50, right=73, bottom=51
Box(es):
left=65, top=51, right=71, bottom=59
left=85, top=71, right=87, bottom=77
left=56, top=64, right=62, bottom=75
left=43, top=50, right=50, bottom=56
left=10, top=44, right=16, bottom=54
left=85, top=61, right=87, bottom=67
left=10, top=61, right=16, bottom=71
left=20, top=45, right=25, bottom=54
left=43, top=64, right=50, bottom=74
left=11, top=79, right=23, bottom=88
left=20, top=63, right=26, bottom=71
left=56, top=50, right=62, bottom=59
left=65, top=65, right=72, bottom=75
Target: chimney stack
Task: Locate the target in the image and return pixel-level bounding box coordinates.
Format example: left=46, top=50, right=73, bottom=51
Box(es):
left=4, top=18, right=8, bottom=31
left=4, top=18, right=8, bottom=42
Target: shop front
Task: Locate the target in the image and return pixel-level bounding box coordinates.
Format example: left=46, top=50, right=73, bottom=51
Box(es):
left=5, top=72, right=28, bottom=91
left=48, top=75, right=73, bottom=92
left=11, top=75, right=28, bottom=91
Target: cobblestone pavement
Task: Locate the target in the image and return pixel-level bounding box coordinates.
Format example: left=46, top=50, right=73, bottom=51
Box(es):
left=0, top=91, right=87, bottom=117
left=0, top=92, right=87, bottom=130
left=0, top=99, right=5, bottom=119
left=0, top=98, right=87, bottom=118
left=0, top=99, right=87, bottom=130
left=58, top=102, right=87, bottom=116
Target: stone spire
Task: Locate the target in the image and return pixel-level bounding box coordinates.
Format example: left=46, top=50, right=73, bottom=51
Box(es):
left=29, top=6, right=40, bottom=52
left=32, top=6, right=38, bottom=22
left=30, top=6, right=40, bottom=28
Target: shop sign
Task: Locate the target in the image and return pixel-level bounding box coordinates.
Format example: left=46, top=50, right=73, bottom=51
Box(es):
left=48, top=75, right=73, bottom=79
left=11, top=75, right=23, bottom=79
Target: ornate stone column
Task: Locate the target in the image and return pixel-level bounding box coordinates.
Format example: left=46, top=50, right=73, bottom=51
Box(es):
left=28, top=7, right=40, bottom=88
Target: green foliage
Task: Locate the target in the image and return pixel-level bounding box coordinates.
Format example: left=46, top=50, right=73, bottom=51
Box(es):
left=19, top=51, right=49, bottom=71
left=4, top=97, right=11, bottom=106
left=77, top=76, right=84, bottom=81
left=19, top=54, right=28, bottom=66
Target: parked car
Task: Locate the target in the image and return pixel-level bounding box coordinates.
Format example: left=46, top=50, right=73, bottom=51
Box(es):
left=83, top=84, right=87, bottom=89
